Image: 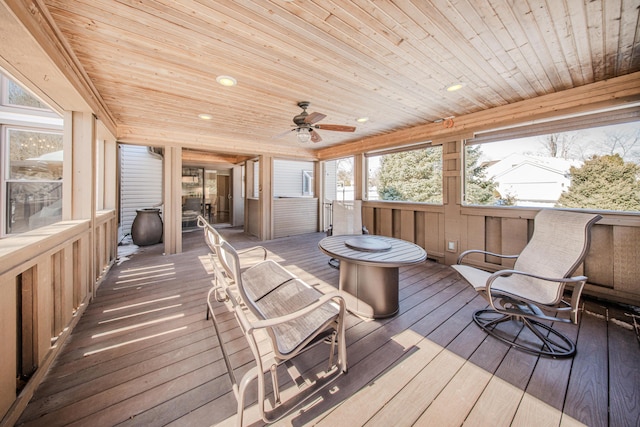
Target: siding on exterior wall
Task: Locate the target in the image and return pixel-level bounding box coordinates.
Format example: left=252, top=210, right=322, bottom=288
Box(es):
left=273, top=159, right=315, bottom=197
left=119, top=145, right=163, bottom=240
left=273, top=197, right=319, bottom=238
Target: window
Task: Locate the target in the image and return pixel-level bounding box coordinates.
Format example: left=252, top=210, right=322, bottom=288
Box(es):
left=3, top=78, right=48, bottom=110
left=366, top=145, right=443, bottom=204
left=464, top=118, right=640, bottom=212
left=1, top=73, right=64, bottom=236
left=302, top=170, right=313, bottom=196
left=324, top=157, right=355, bottom=202
left=4, top=127, right=64, bottom=234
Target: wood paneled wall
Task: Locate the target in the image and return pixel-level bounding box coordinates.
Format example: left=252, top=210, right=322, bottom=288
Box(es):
left=361, top=198, right=640, bottom=306
left=0, top=211, right=116, bottom=425
left=363, top=202, right=446, bottom=262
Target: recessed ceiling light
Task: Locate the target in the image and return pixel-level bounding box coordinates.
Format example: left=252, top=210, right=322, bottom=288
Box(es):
left=446, top=83, right=465, bottom=92
left=216, top=75, right=237, bottom=86
left=198, top=113, right=213, bottom=120
left=356, top=117, right=369, bottom=123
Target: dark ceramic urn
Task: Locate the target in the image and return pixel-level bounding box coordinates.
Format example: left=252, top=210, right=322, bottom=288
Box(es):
left=131, top=208, right=163, bottom=246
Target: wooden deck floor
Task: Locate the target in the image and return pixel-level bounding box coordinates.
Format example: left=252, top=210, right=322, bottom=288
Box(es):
left=16, top=228, right=640, bottom=427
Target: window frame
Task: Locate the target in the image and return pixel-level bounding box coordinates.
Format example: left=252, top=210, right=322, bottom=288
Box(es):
left=2, top=124, right=64, bottom=235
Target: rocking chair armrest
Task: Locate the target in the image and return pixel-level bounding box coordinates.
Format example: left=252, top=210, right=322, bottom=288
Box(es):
left=243, top=292, right=345, bottom=332
left=456, top=249, right=519, bottom=265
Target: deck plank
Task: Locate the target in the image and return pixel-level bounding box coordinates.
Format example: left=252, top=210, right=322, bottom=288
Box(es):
left=563, top=301, right=610, bottom=426
left=607, top=304, right=640, bottom=427
left=14, top=229, right=640, bottom=427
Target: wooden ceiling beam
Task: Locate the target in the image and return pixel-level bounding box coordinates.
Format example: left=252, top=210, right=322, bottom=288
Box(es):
left=117, top=125, right=317, bottom=160
left=181, top=149, right=252, bottom=166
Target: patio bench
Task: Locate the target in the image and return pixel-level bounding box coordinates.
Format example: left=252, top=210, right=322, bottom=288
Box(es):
left=205, top=238, right=347, bottom=426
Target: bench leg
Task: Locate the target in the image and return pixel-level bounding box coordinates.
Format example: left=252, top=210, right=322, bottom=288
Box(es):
left=237, top=367, right=258, bottom=427
left=270, top=364, right=281, bottom=405
left=328, top=331, right=337, bottom=371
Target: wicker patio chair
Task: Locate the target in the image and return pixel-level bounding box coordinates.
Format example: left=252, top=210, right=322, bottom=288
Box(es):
left=453, top=209, right=601, bottom=357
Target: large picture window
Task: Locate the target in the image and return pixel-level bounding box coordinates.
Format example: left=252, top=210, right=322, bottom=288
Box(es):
left=366, top=145, right=443, bottom=204
left=4, top=127, right=64, bottom=234
left=464, top=119, right=640, bottom=212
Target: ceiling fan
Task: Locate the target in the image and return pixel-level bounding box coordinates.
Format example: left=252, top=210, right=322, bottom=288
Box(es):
left=275, top=101, right=356, bottom=143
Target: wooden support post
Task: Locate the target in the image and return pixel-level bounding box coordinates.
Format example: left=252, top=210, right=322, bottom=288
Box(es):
left=0, top=276, right=17, bottom=417
left=443, top=140, right=463, bottom=265
left=163, top=146, right=182, bottom=254
left=260, top=155, right=273, bottom=241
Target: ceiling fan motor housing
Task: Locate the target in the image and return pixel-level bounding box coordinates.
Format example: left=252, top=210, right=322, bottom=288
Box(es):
left=293, top=101, right=311, bottom=126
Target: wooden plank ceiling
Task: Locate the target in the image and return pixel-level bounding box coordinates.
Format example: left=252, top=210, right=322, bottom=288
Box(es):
left=37, top=0, right=640, bottom=158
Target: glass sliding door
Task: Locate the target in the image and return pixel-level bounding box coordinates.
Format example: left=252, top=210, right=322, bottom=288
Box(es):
left=181, top=167, right=203, bottom=228
left=204, top=169, right=218, bottom=224
left=182, top=167, right=231, bottom=227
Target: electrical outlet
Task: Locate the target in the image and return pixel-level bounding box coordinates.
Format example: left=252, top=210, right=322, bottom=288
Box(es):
left=447, top=241, right=457, bottom=252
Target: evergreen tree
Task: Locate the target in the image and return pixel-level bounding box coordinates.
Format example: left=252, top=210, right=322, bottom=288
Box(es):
left=377, top=147, right=442, bottom=203
left=464, top=145, right=500, bottom=205
left=557, top=154, right=640, bottom=211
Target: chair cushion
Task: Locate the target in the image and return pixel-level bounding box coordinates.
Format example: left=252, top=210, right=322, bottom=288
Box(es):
left=253, top=279, right=339, bottom=355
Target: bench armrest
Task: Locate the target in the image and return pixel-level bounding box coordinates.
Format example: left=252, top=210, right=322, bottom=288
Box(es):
left=237, top=245, right=268, bottom=260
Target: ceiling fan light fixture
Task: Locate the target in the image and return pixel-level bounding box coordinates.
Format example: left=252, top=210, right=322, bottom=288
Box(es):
left=198, top=113, right=213, bottom=120
left=297, top=128, right=311, bottom=143
left=216, top=75, right=237, bottom=86
left=356, top=116, right=369, bottom=123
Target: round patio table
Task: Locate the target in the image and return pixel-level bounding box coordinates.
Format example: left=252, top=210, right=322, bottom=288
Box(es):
left=319, top=235, right=427, bottom=318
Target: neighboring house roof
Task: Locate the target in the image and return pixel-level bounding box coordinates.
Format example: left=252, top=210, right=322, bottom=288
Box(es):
left=485, top=153, right=583, bottom=205
left=486, top=153, right=582, bottom=179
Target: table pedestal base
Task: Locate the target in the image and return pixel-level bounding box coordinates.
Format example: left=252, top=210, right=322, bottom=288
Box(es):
left=338, top=261, right=399, bottom=319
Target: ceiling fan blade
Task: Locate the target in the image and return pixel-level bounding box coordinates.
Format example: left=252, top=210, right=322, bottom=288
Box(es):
left=310, top=129, right=322, bottom=143
left=305, top=112, right=326, bottom=124
left=314, top=124, right=356, bottom=132
left=272, top=128, right=296, bottom=139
